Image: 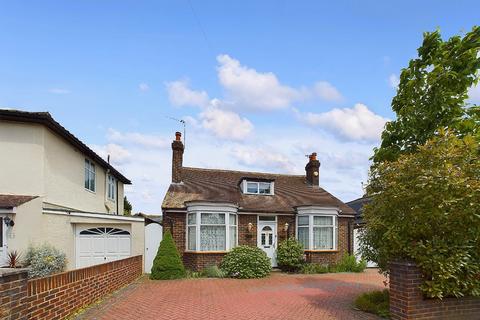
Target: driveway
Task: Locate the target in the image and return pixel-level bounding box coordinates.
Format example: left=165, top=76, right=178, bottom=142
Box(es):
left=75, top=269, right=386, bottom=320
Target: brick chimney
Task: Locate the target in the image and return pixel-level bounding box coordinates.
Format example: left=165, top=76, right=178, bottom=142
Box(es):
left=171, top=132, right=184, bottom=183
left=305, top=152, right=320, bottom=186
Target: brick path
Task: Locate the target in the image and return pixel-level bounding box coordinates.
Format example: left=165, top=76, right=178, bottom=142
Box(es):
left=75, top=269, right=386, bottom=320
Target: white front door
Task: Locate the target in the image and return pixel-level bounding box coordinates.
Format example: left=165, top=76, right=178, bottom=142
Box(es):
left=258, top=217, right=277, bottom=267
left=0, top=217, right=6, bottom=265
left=75, top=226, right=131, bottom=268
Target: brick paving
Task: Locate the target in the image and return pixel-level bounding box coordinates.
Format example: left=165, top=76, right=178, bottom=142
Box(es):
left=75, top=269, right=386, bottom=320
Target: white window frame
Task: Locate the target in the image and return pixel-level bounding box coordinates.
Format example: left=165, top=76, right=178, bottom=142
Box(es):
left=84, top=159, right=96, bottom=192
left=107, top=174, right=116, bottom=201
left=295, top=207, right=339, bottom=251
left=242, top=180, right=274, bottom=195
left=186, top=203, right=238, bottom=253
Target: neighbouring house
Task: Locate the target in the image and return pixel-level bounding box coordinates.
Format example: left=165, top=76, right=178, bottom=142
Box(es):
left=0, top=109, right=144, bottom=270
left=346, top=196, right=377, bottom=268
left=162, top=132, right=356, bottom=271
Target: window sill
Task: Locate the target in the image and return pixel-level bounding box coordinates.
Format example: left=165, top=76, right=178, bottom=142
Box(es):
left=85, top=188, right=96, bottom=194
left=184, top=251, right=228, bottom=254
left=304, top=250, right=339, bottom=253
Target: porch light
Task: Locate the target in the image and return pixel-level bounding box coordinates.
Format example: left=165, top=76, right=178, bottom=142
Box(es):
left=4, top=216, right=14, bottom=227
left=247, top=222, right=253, bottom=232
left=283, top=222, right=289, bottom=232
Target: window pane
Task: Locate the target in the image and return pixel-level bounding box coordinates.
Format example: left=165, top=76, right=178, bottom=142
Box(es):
left=229, top=226, right=237, bottom=249
left=297, top=227, right=309, bottom=249
left=188, top=226, right=196, bottom=250
left=259, top=182, right=271, bottom=194
left=313, top=227, right=333, bottom=250
left=201, top=213, right=225, bottom=224
left=229, top=214, right=236, bottom=225
left=200, top=226, right=226, bottom=251
left=259, top=216, right=276, bottom=221
left=261, top=233, right=266, bottom=245
left=247, top=182, right=258, bottom=193
left=298, top=216, right=309, bottom=226
left=188, top=213, right=196, bottom=225
left=314, top=216, right=333, bottom=226
left=84, top=167, right=89, bottom=189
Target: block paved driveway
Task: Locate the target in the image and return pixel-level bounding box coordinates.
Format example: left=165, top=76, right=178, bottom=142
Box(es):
left=76, top=269, right=386, bottom=320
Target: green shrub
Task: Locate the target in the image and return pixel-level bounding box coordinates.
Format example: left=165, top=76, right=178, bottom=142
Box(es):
left=300, top=263, right=329, bottom=274
left=354, top=289, right=390, bottom=318
left=201, top=265, right=226, bottom=278
left=150, top=230, right=186, bottom=280
left=276, top=238, right=305, bottom=272
left=220, top=246, right=271, bottom=279
left=335, top=254, right=367, bottom=273
left=25, top=244, right=67, bottom=278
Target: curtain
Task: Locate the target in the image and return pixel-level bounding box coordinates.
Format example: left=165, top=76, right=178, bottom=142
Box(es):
left=200, top=226, right=226, bottom=251
left=188, top=226, right=196, bottom=250
left=297, top=226, right=309, bottom=249
left=313, top=227, right=333, bottom=249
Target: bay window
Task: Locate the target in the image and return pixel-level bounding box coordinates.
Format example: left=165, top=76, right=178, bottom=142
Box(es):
left=187, top=212, right=237, bottom=252
left=296, top=214, right=337, bottom=250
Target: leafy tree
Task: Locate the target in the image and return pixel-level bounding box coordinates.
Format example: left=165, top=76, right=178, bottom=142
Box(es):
left=150, top=230, right=186, bottom=280
left=276, top=238, right=304, bottom=272
left=360, top=131, right=480, bottom=298
left=372, top=26, right=480, bottom=163
left=220, top=246, right=271, bottom=279
left=123, top=196, right=132, bottom=215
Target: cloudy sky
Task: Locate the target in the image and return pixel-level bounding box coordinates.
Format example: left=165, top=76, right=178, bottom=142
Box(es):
left=1, top=1, right=479, bottom=213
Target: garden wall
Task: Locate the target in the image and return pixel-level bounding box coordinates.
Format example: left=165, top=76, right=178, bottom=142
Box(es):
left=0, top=255, right=142, bottom=320
left=389, top=260, right=480, bottom=320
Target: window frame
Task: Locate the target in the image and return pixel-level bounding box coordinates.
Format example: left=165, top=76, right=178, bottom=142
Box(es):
left=186, top=211, right=238, bottom=252
left=242, top=180, right=274, bottom=195
left=84, top=159, right=96, bottom=192
left=295, top=214, right=338, bottom=251
left=107, top=174, right=116, bottom=201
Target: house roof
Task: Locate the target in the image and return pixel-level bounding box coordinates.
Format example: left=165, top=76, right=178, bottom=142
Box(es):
left=0, top=109, right=131, bottom=184
left=0, top=194, right=38, bottom=209
left=162, top=167, right=355, bottom=215
left=346, top=196, right=371, bottom=224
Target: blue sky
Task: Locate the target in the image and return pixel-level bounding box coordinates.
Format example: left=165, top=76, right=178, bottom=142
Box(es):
left=1, top=1, right=479, bottom=213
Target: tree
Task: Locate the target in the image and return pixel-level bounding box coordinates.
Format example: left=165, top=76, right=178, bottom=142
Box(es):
left=372, top=27, right=480, bottom=163
left=123, top=196, right=132, bottom=215
left=360, top=131, right=480, bottom=298
left=150, top=230, right=186, bottom=280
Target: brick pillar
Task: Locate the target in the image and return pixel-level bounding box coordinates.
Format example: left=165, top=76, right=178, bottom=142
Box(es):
left=389, top=261, right=424, bottom=320
left=171, top=132, right=184, bottom=183
left=0, top=269, right=29, bottom=320
left=305, top=152, right=320, bottom=186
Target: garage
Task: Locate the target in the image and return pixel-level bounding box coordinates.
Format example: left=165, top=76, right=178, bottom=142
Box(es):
left=75, top=226, right=131, bottom=268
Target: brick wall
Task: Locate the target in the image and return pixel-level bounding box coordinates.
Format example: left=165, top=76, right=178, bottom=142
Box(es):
left=305, top=217, right=353, bottom=265
left=0, top=256, right=142, bottom=320
left=183, top=252, right=225, bottom=271
left=238, top=214, right=257, bottom=246
left=0, top=269, right=29, bottom=320
left=389, top=261, right=480, bottom=320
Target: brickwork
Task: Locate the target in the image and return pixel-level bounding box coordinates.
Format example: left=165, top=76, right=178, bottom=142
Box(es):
left=277, top=215, right=295, bottom=243
left=171, top=132, right=184, bottom=183
left=389, top=261, right=480, bottom=320
left=183, top=252, right=225, bottom=271
left=238, top=214, right=257, bottom=246
left=0, top=256, right=142, bottom=320
left=305, top=217, right=353, bottom=265
left=0, top=269, right=29, bottom=320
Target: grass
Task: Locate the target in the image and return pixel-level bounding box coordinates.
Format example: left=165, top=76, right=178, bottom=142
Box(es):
left=354, top=289, right=390, bottom=318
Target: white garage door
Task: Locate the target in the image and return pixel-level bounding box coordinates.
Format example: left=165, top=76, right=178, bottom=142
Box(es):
left=76, top=226, right=131, bottom=268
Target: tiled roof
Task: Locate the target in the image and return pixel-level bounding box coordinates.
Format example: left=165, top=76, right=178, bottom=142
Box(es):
left=0, top=194, right=38, bottom=208
left=162, top=167, right=355, bottom=215
left=346, top=196, right=371, bottom=224
left=0, top=109, right=131, bottom=184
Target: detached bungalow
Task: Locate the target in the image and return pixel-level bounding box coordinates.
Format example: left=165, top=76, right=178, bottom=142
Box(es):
left=162, top=132, right=355, bottom=271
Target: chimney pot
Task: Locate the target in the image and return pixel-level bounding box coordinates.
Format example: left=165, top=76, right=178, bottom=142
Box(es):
left=171, top=132, right=184, bottom=183
left=175, top=131, right=182, bottom=141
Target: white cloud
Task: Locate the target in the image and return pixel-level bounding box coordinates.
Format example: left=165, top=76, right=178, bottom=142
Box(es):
left=49, top=88, right=70, bottom=94
left=296, top=103, right=388, bottom=142
left=468, top=83, right=480, bottom=103
left=389, top=74, right=400, bottom=89
left=199, top=107, right=253, bottom=140
left=314, top=81, right=343, bottom=102
left=90, top=143, right=132, bottom=165
left=138, top=83, right=150, bottom=92
left=166, top=80, right=209, bottom=107
left=107, top=129, right=169, bottom=149
left=231, top=146, right=295, bottom=173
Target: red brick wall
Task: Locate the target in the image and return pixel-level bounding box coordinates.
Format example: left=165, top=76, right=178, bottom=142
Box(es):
left=238, top=214, right=257, bottom=246
left=0, top=270, right=29, bottom=320
left=183, top=252, right=225, bottom=271
left=0, top=256, right=142, bottom=320
left=305, top=217, right=353, bottom=265
left=389, top=261, right=480, bottom=320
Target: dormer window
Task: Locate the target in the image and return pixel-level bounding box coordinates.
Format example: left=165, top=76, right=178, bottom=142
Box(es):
left=242, top=179, right=274, bottom=195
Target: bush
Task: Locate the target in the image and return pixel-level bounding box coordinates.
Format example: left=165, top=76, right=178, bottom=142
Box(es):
left=276, top=238, right=304, bottom=272
left=354, top=289, right=390, bottom=318
left=335, top=254, right=367, bottom=273
left=220, top=246, right=271, bottom=279
left=150, top=230, right=186, bottom=280
left=201, top=265, right=226, bottom=278
left=300, top=263, right=329, bottom=274
left=361, top=132, right=480, bottom=298
left=25, top=244, right=66, bottom=278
